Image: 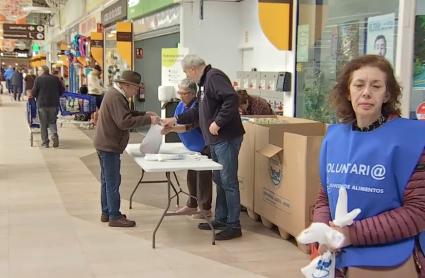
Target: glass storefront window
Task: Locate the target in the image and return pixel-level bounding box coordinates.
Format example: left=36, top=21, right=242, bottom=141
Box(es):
left=295, top=0, right=399, bottom=123
left=412, top=1, right=425, bottom=119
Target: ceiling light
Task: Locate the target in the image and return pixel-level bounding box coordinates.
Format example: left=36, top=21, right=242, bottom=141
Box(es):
left=22, top=6, right=55, bottom=14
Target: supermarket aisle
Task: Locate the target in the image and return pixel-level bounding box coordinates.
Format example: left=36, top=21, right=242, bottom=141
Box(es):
left=0, top=94, right=308, bottom=278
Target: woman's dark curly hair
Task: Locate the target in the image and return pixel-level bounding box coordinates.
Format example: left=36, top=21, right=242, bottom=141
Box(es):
left=329, top=55, right=401, bottom=123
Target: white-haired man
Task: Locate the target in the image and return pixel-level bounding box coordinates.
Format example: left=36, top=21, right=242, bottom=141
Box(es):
left=162, top=55, right=245, bottom=240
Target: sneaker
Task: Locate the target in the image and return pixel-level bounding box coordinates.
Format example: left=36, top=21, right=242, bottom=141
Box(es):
left=192, top=209, right=212, bottom=220
left=108, top=215, right=135, bottom=227
left=198, top=221, right=226, bottom=230
left=52, top=134, right=59, bottom=148
left=101, top=214, right=126, bottom=222
left=175, top=206, right=197, bottom=215
left=215, top=227, right=242, bottom=240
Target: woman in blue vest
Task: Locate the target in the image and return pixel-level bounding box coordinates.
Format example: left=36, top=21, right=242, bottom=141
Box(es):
left=313, top=55, right=425, bottom=277
left=162, top=78, right=213, bottom=218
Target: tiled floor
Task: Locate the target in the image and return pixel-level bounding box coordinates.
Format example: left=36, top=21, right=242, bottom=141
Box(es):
left=0, top=94, right=309, bottom=278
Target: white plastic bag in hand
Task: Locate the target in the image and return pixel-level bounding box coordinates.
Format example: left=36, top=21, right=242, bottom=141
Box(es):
left=140, top=124, right=163, bottom=155
left=301, top=251, right=335, bottom=278
left=297, top=187, right=361, bottom=278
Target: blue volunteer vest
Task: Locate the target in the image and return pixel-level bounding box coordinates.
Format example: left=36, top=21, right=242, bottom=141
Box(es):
left=320, top=118, right=425, bottom=268
left=174, top=100, right=205, bottom=152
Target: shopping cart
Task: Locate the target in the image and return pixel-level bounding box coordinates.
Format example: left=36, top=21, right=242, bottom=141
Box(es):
left=27, top=97, right=40, bottom=147
left=58, top=92, right=97, bottom=129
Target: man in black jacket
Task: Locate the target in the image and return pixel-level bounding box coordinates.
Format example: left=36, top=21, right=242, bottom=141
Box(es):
left=162, top=55, right=245, bottom=240
left=32, top=65, right=65, bottom=148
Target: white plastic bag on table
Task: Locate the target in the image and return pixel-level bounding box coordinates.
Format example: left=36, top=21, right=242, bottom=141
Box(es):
left=139, top=124, right=163, bottom=155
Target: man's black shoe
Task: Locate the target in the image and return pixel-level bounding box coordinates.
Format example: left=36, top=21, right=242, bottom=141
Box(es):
left=215, top=228, right=242, bottom=240
left=198, top=221, right=226, bottom=230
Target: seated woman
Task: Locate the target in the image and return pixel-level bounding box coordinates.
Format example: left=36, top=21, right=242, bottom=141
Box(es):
left=162, top=78, right=213, bottom=218
left=237, top=89, right=274, bottom=115
left=313, top=55, right=425, bottom=277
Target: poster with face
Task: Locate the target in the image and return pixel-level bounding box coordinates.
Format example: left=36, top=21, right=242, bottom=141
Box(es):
left=366, top=13, right=395, bottom=65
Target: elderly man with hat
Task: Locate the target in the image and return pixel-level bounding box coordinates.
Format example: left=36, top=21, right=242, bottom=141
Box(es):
left=94, top=70, right=160, bottom=227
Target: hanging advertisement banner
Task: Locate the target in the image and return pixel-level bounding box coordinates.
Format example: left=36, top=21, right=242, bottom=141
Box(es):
left=366, top=13, right=395, bottom=65
left=79, top=14, right=101, bottom=36
left=116, top=21, right=133, bottom=69
left=258, top=0, right=293, bottom=51
left=161, top=48, right=189, bottom=87
left=90, top=32, right=104, bottom=67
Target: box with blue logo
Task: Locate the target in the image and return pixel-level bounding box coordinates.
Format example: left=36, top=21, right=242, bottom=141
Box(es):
left=253, top=116, right=325, bottom=238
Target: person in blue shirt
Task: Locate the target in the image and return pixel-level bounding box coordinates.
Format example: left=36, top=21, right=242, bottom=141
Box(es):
left=4, top=66, right=15, bottom=94
left=162, top=78, right=213, bottom=218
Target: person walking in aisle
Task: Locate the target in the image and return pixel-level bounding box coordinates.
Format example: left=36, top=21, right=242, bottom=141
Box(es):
left=87, top=65, right=104, bottom=124
left=11, top=68, right=23, bottom=101
left=4, top=66, right=15, bottom=95
left=32, top=65, right=65, bottom=148
left=24, top=70, right=36, bottom=98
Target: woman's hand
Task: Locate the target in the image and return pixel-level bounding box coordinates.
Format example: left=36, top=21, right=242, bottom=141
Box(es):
left=329, top=221, right=352, bottom=248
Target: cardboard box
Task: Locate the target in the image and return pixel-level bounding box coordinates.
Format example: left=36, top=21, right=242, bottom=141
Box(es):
left=253, top=117, right=324, bottom=237
left=238, top=116, right=275, bottom=213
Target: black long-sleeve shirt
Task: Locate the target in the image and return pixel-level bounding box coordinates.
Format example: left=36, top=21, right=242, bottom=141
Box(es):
left=32, top=73, right=65, bottom=108
left=176, top=65, right=244, bottom=145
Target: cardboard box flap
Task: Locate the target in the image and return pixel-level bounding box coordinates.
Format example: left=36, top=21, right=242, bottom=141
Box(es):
left=257, top=144, right=282, bottom=158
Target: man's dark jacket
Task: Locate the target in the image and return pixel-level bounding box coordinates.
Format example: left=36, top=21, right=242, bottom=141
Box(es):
left=177, top=65, right=245, bottom=145
left=32, top=73, right=65, bottom=108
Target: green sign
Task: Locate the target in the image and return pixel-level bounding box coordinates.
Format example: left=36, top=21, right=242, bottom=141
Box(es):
left=32, top=43, right=40, bottom=53
left=128, top=0, right=176, bottom=20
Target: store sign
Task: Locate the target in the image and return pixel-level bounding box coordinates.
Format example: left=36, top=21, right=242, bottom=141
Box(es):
left=116, top=32, right=132, bottom=42
left=417, top=102, right=425, bottom=120
left=133, top=6, right=180, bottom=35
left=91, top=39, right=104, bottom=48
left=128, top=0, right=178, bottom=20
left=102, top=0, right=128, bottom=27
left=3, top=24, right=45, bottom=40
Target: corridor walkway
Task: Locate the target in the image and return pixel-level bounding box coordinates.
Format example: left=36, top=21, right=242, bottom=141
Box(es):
left=0, top=94, right=308, bottom=278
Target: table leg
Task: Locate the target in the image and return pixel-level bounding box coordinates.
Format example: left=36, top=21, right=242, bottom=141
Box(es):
left=169, top=173, right=180, bottom=207
left=152, top=171, right=172, bottom=249
left=172, top=172, right=181, bottom=206
left=197, top=171, right=215, bottom=245
left=129, top=170, right=145, bottom=209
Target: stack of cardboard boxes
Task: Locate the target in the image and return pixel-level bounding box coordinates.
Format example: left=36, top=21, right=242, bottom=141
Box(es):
left=238, top=116, right=325, bottom=239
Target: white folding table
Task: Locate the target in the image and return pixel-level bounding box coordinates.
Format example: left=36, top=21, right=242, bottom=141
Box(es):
left=125, top=143, right=223, bottom=248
